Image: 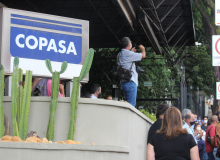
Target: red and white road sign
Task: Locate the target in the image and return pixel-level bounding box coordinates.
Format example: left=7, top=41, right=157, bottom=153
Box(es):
left=212, top=35, right=220, bottom=66
left=217, top=82, right=220, bottom=100
left=216, top=0, right=220, bottom=25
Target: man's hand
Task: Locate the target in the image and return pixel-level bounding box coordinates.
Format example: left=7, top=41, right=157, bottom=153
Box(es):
left=139, top=44, right=146, bottom=58
left=139, top=45, right=145, bottom=51
left=131, top=47, right=136, bottom=52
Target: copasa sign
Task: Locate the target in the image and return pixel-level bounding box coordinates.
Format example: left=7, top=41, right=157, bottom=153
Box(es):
left=212, top=35, right=220, bottom=66
left=11, top=27, right=82, bottom=64
left=0, top=8, right=89, bottom=80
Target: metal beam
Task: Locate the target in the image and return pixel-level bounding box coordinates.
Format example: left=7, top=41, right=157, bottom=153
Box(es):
left=174, top=38, right=190, bottom=56
left=116, top=0, right=136, bottom=30
left=160, top=0, right=181, bottom=22
left=167, top=21, right=186, bottom=42
left=138, top=10, right=162, bottom=55
left=165, top=9, right=185, bottom=33
left=88, top=0, right=121, bottom=44
left=156, top=0, right=166, bottom=9
left=170, top=31, right=188, bottom=50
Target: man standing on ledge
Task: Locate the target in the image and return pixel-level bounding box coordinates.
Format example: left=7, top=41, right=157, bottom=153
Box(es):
left=117, top=37, right=146, bottom=107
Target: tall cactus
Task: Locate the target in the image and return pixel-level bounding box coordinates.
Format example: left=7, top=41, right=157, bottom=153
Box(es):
left=17, top=68, right=23, bottom=126
left=68, top=48, right=94, bottom=140
left=18, top=70, right=32, bottom=140
left=10, top=57, right=33, bottom=139
left=0, top=65, right=5, bottom=137
left=11, top=57, right=19, bottom=136
left=45, top=59, right=68, bottom=141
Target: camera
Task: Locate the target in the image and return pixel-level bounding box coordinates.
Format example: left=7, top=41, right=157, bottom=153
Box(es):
left=135, top=45, right=140, bottom=50
left=133, top=43, right=140, bottom=50
left=134, top=43, right=140, bottom=49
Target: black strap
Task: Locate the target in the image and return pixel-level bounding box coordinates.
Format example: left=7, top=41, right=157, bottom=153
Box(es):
left=117, top=51, right=134, bottom=71
left=207, top=126, right=214, bottom=138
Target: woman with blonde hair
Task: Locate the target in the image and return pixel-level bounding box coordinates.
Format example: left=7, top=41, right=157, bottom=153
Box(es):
left=147, top=107, right=199, bottom=160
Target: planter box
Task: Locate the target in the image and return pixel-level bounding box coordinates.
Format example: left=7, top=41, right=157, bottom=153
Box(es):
left=3, top=97, right=153, bottom=160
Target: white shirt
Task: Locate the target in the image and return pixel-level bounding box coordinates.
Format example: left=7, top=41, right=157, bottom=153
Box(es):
left=91, top=94, right=98, bottom=99
left=183, top=122, right=197, bottom=144
left=117, top=49, right=142, bottom=86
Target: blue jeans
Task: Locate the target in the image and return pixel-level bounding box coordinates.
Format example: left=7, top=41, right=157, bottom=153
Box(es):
left=208, top=151, right=215, bottom=160
left=121, top=81, right=137, bottom=107
left=213, top=148, right=220, bottom=160
left=203, top=146, right=208, bottom=160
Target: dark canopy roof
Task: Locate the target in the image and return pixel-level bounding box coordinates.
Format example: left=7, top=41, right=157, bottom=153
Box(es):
left=1, top=0, right=195, bottom=58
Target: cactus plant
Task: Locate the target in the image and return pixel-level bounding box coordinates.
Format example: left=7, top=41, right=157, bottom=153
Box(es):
left=11, top=57, right=19, bottom=136
left=0, top=65, right=5, bottom=137
left=17, top=68, right=23, bottom=126
left=45, top=59, right=68, bottom=141
left=18, top=70, right=32, bottom=140
left=10, top=57, right=33, bottom=139
left=68, top=48, right=94, bottom=140
left=67, top=77, right=79, bottom=140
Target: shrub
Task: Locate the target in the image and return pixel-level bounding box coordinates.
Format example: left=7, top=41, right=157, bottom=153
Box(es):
left=140, top=109, right=156, bottom=122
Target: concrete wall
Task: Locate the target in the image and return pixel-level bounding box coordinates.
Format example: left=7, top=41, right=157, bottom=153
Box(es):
left=3, top=97, right=153, bottom=160
left=0, top=142, right=129, bottom=160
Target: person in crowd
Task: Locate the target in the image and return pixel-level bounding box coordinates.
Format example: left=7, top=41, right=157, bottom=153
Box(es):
left=82, top=91, right=91, bottom=98
left=147, top=107, right=199, bottom=160
left=202, top=116, right=209, bottom=160
left=198, top=116, right=203, bottom=125
left=147, top=104, right=169, bottom=144
left=194, top=123, right=205, bottom=159
left=182, top=108, right=192, bottom=124
left=31, top=77, right=65, bottom=97
left=117, top=37, right=146, bottom=107
left=215, top=123, right=220, bottom=158
left=105, top=95, right=113, bottom=100
left=208, top=119, right=212, bottom=125
left=90, top=84, right=101, bottom=99
left=202, top=116, right=209, bottom=131
left=205, top=115, right=219, bottom=160
left=183, top=113, right=202, bottom=144
left=217, top=112, right=220, bottom=121
left=194, top=114, right=198, bottom=123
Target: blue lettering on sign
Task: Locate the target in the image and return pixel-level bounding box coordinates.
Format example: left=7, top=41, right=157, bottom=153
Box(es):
left=10, top=27, right=82, bottom=64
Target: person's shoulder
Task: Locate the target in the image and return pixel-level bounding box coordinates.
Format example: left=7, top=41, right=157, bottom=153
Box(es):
left=209, top=125, right=215, bottom=130
left=182, top=122, right=189, bottom=128
left=206, top=125, right=214, bottom=132
left=179, top=133, right=194, bottom=140
left=151, top=133, right=161, bottom=139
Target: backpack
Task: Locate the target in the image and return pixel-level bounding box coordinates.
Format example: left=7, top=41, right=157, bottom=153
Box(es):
left=31, top=78, right=48, bottom=96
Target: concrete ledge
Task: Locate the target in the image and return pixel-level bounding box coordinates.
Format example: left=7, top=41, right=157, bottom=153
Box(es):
left=3, top=96, right=153, bottom=124
left=0, top=142, right=129, bottom=160
left=3, top=96, right=152, bottom=160
left=0, top=142, right=129, bottom=153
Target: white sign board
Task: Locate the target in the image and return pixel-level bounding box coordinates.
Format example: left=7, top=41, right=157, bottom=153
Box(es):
left=216, top=0, right=220, bottom=25
left=216, top=82, right=220, bottom=100
left=0, top=7, right=89, bottom=80
left=212, top=35, right=220, bottom=66
left=144, top=81, right=152, bottom=87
